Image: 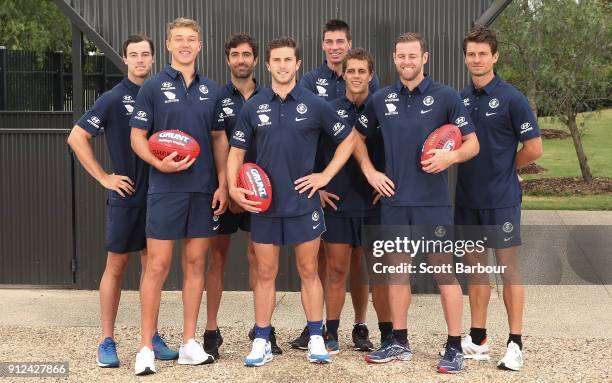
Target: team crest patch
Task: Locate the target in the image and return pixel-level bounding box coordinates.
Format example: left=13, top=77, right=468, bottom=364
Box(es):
left=199, top=85, right=209, bottom=94
left=312, top=211, right=320, bottom=221
left=434, top=225, right=447, bottom=238
left=489, top=98, right=499, bottom=109
left=297, top=103, right=308, bottom=114
left=423, top=96, right=434, bottom=106
left=463, top=98, right=470, bottom=107
left=502, top=222, right=514, bottom=233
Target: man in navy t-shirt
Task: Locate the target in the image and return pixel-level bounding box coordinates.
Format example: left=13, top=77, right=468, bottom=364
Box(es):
left=295, top=19, right=381, bottom=352
left=453, top=26, right=542, bottom=371
left=228, top=37, right=356, bottom=366
left=130, top=18, right=228, bottom=375
left=68, top=34, right=178, bottom=368
left=204, top=33, right=282, bottom=358
left=314, top=48, right=391, bottom=354
left=354, top=33, right=479, bottom=373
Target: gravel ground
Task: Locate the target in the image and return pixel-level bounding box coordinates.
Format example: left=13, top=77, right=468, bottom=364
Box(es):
left=1, top=288, right=611, bottom=382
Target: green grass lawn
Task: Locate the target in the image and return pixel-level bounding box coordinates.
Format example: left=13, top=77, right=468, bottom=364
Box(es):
left=520, top=108, right=612, bottom=210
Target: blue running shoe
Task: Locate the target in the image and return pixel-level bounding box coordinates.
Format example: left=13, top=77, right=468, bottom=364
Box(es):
left=307, top=335, right=331, bottom=364
left=152, top=332, right=179, bottom=360
left=438, top=345, right=464, bottom=374
left=244, top=338, right=273, bottom=367
left=97, top=337, right=120, bottom=368
left=324, top=334, right=340, bottom=355
left=364, top=339, right=413, bottom=364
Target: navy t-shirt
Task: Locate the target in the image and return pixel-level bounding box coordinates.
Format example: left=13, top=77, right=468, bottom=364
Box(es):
left=77, top=77, right=148, bottom=207
left=356, top=76, right=475, bottom=207
left=214, top=80, right=261, bottom=163
left=229, top=85, right=351, bottom=217
left=317, top=95, right=384, bottom=217
left=130, top=65, right=222, bottom=195
left=456, top=75, right=540, bottom=209
left=300, top=61, right=380, bottom=102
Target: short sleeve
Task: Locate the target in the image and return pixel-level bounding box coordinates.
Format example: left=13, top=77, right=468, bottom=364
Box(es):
left=317, top=100, right=351, bottom=144
left=129, top=80, right=155, bottom=132
left=368, top=73, right=381, bottom=94
left=76, top=93, right=111, bottom=137
left=229, top=107, right=254, bottom=150
left=446, top=90, right=475, bottom=136
left=299, top=72, right=317, bottom=95
left=510, top=94, right=540, bottom=141
left=355, top=97, right=379, bottom=138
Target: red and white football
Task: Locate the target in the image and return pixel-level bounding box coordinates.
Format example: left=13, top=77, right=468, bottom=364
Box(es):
left=238, top=163, right=273, bottom=212
left=421, top=124, right=462, bottom=162
left=148, top=129, right=200, bottom=162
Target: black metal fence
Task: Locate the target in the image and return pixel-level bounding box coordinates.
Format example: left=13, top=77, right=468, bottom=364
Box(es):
left=0, top=47, right=122, bottom=112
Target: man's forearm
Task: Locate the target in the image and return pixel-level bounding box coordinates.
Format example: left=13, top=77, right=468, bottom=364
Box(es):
left=323, top=130, right=357, bottom=179
left=130, top=127, right=162, bottom=168
left=67, top=128, right=108, bottom=183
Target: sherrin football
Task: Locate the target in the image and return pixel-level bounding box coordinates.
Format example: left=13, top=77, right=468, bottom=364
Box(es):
left=421, top=124, right=462, bottom=162
left=148, top=129, right=200, bottom=162
left=238, top=163, right=273, bottom=212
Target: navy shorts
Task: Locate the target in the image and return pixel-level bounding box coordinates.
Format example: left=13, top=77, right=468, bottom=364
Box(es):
left=146, top=192, right=219, bottom=240
left=322, top=214, right=380, bottom=246
left=217, top=211, right=251, bottom=235
left=106, top=204, right=146, bottom=253
left=380, top=205, right=453, bottom=241
left=251, top=207, right=325, bottom=246
left=454, top=205, right=521, bottom=248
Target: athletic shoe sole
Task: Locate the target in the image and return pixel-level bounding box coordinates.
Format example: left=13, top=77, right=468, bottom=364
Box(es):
left=177, top=356, right=214, bottom=365
left=244, top=354, right=273, bottom=367
left=439, top=349, right=490, bottom=360
left=135, top=367, right=155, bottom=376
left=307, top=356, right=331, bottom=364
left=438, top=367, right=462, bottom=374
left=96, top=358, right=119, bottom=368
left=497, top=362, right=521, bottom=371
left=364, top=353, right=413, bottom=364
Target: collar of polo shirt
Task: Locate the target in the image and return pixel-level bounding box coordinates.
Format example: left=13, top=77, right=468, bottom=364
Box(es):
left=394, top=74, right=433, bottom=94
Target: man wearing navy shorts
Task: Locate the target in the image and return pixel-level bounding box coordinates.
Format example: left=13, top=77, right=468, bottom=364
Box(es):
left=295, top=19, right=380, bottom=351
left=355, top=33, right=479, bottom=373
left=227, top=37, right=356, bottom=366
left=452, top=26, right=542, bottom=371
left=130, top=18, right=228, bottom=375
left=204, top=33, right=282, bottom=357
left=68, top=34, right=178, bottom=368
left=316, top=48, right=391, bottom=354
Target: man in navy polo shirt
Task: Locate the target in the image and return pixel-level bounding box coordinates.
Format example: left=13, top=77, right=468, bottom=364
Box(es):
left=294, top=18, right=380, bottom=352
left=130, top=18, right=228, bottom=375
left=452, top=27, right=542, bottom=371
left=68, top=34, right=178, bottom=368
left=354, top=32, right=479, bottom=373
left=316, top=48, right=391, bottom=354
left=227, top=37, right=356, bottom=366
left=204, top=33, right=282, bottom=358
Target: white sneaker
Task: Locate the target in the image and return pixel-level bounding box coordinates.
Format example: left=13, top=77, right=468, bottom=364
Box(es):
left=439, top=335, right=491, bottom=360
left=244, top=338, right=273, bottom=366
left=307, top=335, right=331, bottom=363
left=134, top=346, right=156, bottom=376
left=497, top=341, right=523, bottom=371
left=178, top=338, right=214, bottom=365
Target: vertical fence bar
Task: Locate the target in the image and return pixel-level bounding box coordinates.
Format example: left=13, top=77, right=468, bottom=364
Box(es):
left=0, top=47, right=6, bottom=110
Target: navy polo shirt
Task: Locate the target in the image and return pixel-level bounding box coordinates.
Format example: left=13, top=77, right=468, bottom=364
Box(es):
left=300, top=61, right=380, bottom=102
left=356, top=76, right=475, bottom=207
left=456, top=75, right=540, bottom=209
left=130, top=65, right=222, bottom=195
left=317, top=95, right=384, bottom=217
left=215, top=80, right=261, bottom=163
left=77, top=77, right=148, bottom=207
left=230, top=85, right=351, bottom=217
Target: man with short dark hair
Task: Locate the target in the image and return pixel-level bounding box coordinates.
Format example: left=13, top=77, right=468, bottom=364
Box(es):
left=454, top=26, right=542, bottom=371
left=130, top=18, right=228, bottom=375
left=355, top=32, right=479, bottom=374
left=228, top=37, right=356, bottom=366
left=293, top=18, right=380, bottom=352
left=204, top=32, right=282, bottom=358
left=68, top=34, right=178, bottom=368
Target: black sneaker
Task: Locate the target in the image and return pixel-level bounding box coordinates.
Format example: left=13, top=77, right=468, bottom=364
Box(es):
left=248, top=326, right=255, bottom=341
left=352, top=323, right=374, bottom=351
left=203, top=328, right=223, bottom=360
left=289, top=326, right=310, bottom=350
left=269, top=327, right=283, bottom=355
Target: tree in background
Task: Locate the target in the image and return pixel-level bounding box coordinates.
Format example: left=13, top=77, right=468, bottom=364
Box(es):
left=495, top=0, right=611, bottom=182
left=0, top=0, right=71, bottom=54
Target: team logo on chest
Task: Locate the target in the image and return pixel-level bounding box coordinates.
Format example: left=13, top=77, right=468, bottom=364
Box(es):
left=463, top=98, right=471, bottom=107
left=423, top=95, right=434, bottom=106
left=296, top=103, right=308, bottom=114
left=199, top=85, right=209, bottom=94
left=489, top=98, right=499, bottom=109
